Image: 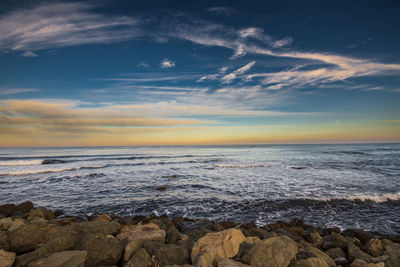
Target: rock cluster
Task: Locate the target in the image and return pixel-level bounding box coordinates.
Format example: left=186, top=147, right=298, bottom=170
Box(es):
left=0, top=202, right=399, bottom=267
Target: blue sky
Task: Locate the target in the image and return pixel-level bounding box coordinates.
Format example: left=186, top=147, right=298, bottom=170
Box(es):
left=0, top=0, right=399, bottom=146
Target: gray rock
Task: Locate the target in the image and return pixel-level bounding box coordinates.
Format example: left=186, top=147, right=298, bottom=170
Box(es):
left=334, top=257, right=348, bottom=266
left=79, top=233, right=123, bottom=267
left=242, top=236, right=298, bottom=267
left=27, top=250, right=87, bottom=267
left=178, top=219, right=214, bottom=234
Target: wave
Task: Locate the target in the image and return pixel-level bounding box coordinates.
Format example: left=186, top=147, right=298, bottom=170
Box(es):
left=212, top=163, right=265, bottom=168
left=0, top=159, right=43, bottom=166
left=340, top=192, right=400, bottom=203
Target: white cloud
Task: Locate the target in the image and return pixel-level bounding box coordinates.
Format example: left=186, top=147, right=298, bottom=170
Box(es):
left=137, top=61, right=150, bottom=68
left=20, top=51, right=37, bottom=57
left=0, top=88, right=39, bottom=96
left=205, top=7, right=236, bottom=16
left=221, top=61, right=256, bottom=84
left=160, top=58, right=175, bottom=68
left=0, top=2, right=138, bottom=52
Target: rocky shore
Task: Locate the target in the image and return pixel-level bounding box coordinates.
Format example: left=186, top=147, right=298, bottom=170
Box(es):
left=0, top=202, right=399, bottom=267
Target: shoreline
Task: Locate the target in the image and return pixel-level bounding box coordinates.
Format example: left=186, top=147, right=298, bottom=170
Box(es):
left=1, top=202, right=399, bottom=266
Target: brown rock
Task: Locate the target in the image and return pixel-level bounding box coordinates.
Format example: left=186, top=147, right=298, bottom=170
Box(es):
left=8, top=223, right=51, bottom=253
left=79, top=233, right=123, bottom=267
left=325, top=247, right=346, bottom=259
left=294, top=257, right=329, bottom=267
left=0, top=232, right=9, bottom=251
left=306, top=231, right=323, bottom=246
left=348, top=243, right=373, bottom=263
left=350, top=259, right=384, bottom=267
left=8, top=219, right=26, bottom=232
left=364, top=238, right=384, bottom=257
left=242, top=236, right=298, bottom=267
left=27, top=207, right=55, bottom=221
left=71, top=221, right=121, bottom=235
left=0, top=249, right=15, bottom=267
left=217, top=259, right=252, bottom=267
left=94, top=214, right=112, bottom=222
left=124, top=248, right=152, bottom=267
left=301, top=245, right=336, bottom=267
left=0, top=218, right=13, bottom=231
left=0, top=204, right=16, bottom=217
left=143, top=242, right=189, bottom=265
left=27, top=250, right=87, bottom=267
left=15, top=202, right=34, bottom=214
left=191, top=228, right=245, bottom=265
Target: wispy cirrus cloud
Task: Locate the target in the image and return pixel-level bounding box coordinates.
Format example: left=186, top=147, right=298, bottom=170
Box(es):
left=0, top=88, right=39, bottom=96
left=20, top=51, right=37, bottom=57
left=205, top=6, right=237, bottom=16
left=221, top=61, right=256, bottom=84
left=0, top=2, right=138, bottom=52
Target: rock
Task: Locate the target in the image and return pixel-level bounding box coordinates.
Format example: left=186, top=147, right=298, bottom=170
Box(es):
left=27, top=207, right=55, bottom=221
left=294, top=257, right=329, bottom=267
left=71, top=221, right=121, bottom=235
left=0, top=204, right=16, bottom=217
left=244, top=236, right=261, bottom=245
left=301, top=245, right=336, bottom=267
left=164, top=265, right=194, bottom=267
left=274, top=228, right=303, bottom=242
left=27, top=250, right=87, bottom=267
left=343, top=229, right=373, bottom=245
left=178, top=219, right=214, bottom=234
left=193, top=253, right=213, bottom=267
left=219, top=221, right=237, bottom=229
left=325, top=247, right=346, bottom=259
left=79, top=233, right=123, bottom=267
left=383, top=239, right=400, bottom=259
left=0, top=249, right=15, bottom=267
left=348, top=243, right=373, bottom=263
left=124, top=248, right=152, bottom=267
left=191, top=228, right=245, bottom=266
left=306, top=231, right=323, bottom=246
left=242, top=236, right=298, bottom=267
left=0, top=232, right=9, bottom=251
left=364, top=238, right=384, bottom=257
left=384, top=257, right=400, bottom=267
left=8, top=219, right=26, bottom=232
left=334, top=256, right=348, bottom=266
left=14, top=227, right=79, bottom=267
left=236, top=242, right=256, bottom=260
left=94, top=214, right=112, bottom=222
left=172, top=216, right=184, bottom=226
left=350, top=259, right=384, bottom=267
left=15, top=202, right=34, bottom=214
left=155, top=186, right=167, bottom=191
left=8, top=223, right=51, bottom=253
left=217, top=259, right=252, bottom=267
left=246, top=228, right=276, bottom=240
left=116, top=223, right=166, bottom=262
left=143, top=242, right=189, bottom=265
left=56, top=217, right=78, bottom=226
left=188, top=228, right=212, bottom=244
left=328, top=232, right=350, bottom=249
left=167, top=225, right=182, bottom=244
left=0, top=218, right=13, bottom=230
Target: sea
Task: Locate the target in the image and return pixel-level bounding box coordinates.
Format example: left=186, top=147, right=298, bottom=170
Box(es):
left=0, top=143, right=399, bottom=235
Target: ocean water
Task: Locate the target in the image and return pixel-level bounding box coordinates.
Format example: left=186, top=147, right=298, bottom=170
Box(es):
left=0, top=144, right=399, bottom=235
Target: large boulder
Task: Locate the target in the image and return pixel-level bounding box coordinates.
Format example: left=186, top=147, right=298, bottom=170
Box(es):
left=305, top=231, right=323, bottom=246
left=382, top=239, right=400, bottom=259
left=342, top=229, right=373, bottom=245
left=79, top=233, right=123, bottom=267
left=116, top=223, right=166, bottom=262
left=0, top=204, right=16, bottom=217
left=143, top=242, right=189, bottom=265
left=0, top=249, right=15, bottom=267
left=178, top=220, right=214, bottom=234
left=27, top=250, right=87, bottom=267
left=15, top=202, right=34, bottom=214
left=191, top=228, right=245, bottom=266
left=0, top=232, right=9, bottom=251
left=27, top=207, right=55, bottom=221
left=348, top=243, right=373, bottom=263
left=217, top=259, right=252, bottom=267
left=294, top=258, right=329, bottom=267
left=301, top=245, right=336, bottom=267
left=8, top=219, right=26, bottom=232
left=71, top=221, right=121, bottom=235
left=242, top=236, right=298, bottom=267
left=364, top=238, right=384, bottom=257
left=0, top=218, right=13, bottom=231
left=8, top=223, right=52, bottom=253
left=14, top=227, right=79, bottom=267
left=325, top=247, right=346, bottom=259
left=124, top=248, right=152, bottom=267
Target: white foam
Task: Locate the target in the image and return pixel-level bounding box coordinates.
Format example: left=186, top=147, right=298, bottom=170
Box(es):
left=0, top=167, right=78, bottom=176
left=343, top=192, right=400, bottom=203
left=0, top=159, right=43, bottom=166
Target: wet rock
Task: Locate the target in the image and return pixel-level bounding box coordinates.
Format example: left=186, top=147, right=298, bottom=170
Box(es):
left=188, top=228, right=212, bottom=244
left=274, top=228, right=303, bottom=242
left=343, top=229, right=373, bottom=245
left=217, top=259, right=252, bottom=267
left=0, top=218, right=13, bottom=231
left=8, top=219, right=26, bottom=232
left=116, top=223, right=166, bottom=262
left=334, top=256, right=348, bottom=266
left=384, top=257, right=400, bottom=267
left=191, top=228, right=245, bottom=266
left=306, top=231, right=323, bottom=246
left=14, top=227, right=79, bottom=267
left=244, top=236, right=261, bottom=245
left=79, top=233, right=123, bottom=267
left=8, top=223, right=51, bottom=253
left=350, top=259, right=384, bottom=267
left=348, top=243, right=373, bottom=263
left=235, top=242, right=255, bottom=261
left=167, top=225, right=181, bottom=244
left=0, top=232, right=9, bottom=251
left=219, top=221, right=237, bottom=229
left=331, top=232, right=351, bottom=249
left=27, top=207, right=55, bottom=221
left=301, top=244, right=336, bottom=267
left=15, top=202, right=34, bottom=214
left=213, top=223, right=225, bottom=232
left=363, top=238, right=384, bottom=257
left=55, top=217, right=78, bottom=226
left=242, top=236, right=298, bottom=267
left=71, top=221, right=121, bottom=235
left=246, top=228, right=275, bottom=240
left=143, top=242, right=189, bottom=265
left=94, top=214, right=112, bottom=222
left=155, top=186, right=167, bottom=191
left=325, top=247, right=346, bottom=259
left=27, top=250, right=87, bottom=267
left=124, top=248, right=152, bottom=267
left=294, top=257, right=329, bottom=267
left=382, top=239, right=400, bottom=258
left=0, top=204, right=16, bottom=217
left=178, top=219, right=214, bottom=234
left=0, top=249, right=15, bottom=267
left=172, top=216, right=184, bottom=226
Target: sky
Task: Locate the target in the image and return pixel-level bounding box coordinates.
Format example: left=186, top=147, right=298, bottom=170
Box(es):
left=0, top=0, right=399, bottom=146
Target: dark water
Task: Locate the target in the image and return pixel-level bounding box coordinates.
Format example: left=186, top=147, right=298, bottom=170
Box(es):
left=0, top=144, right=399, bottom=235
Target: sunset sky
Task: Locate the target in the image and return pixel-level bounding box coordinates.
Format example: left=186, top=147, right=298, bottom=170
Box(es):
left=0, top=0, right=399, bottom=146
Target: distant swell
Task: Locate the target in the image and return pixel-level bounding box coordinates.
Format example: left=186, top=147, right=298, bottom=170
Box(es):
left=213, top=163, right=264, bottom=168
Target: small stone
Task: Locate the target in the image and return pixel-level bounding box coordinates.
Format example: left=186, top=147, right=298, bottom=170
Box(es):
left=364, top=238, right=384, bottom=257
left=155, top=186, right=167, bottom=191
left=334, top=257, right=348, bottom=266
left=306, top=231, right=323, bottom=246
left=0, top=249, right=15, bottom=267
